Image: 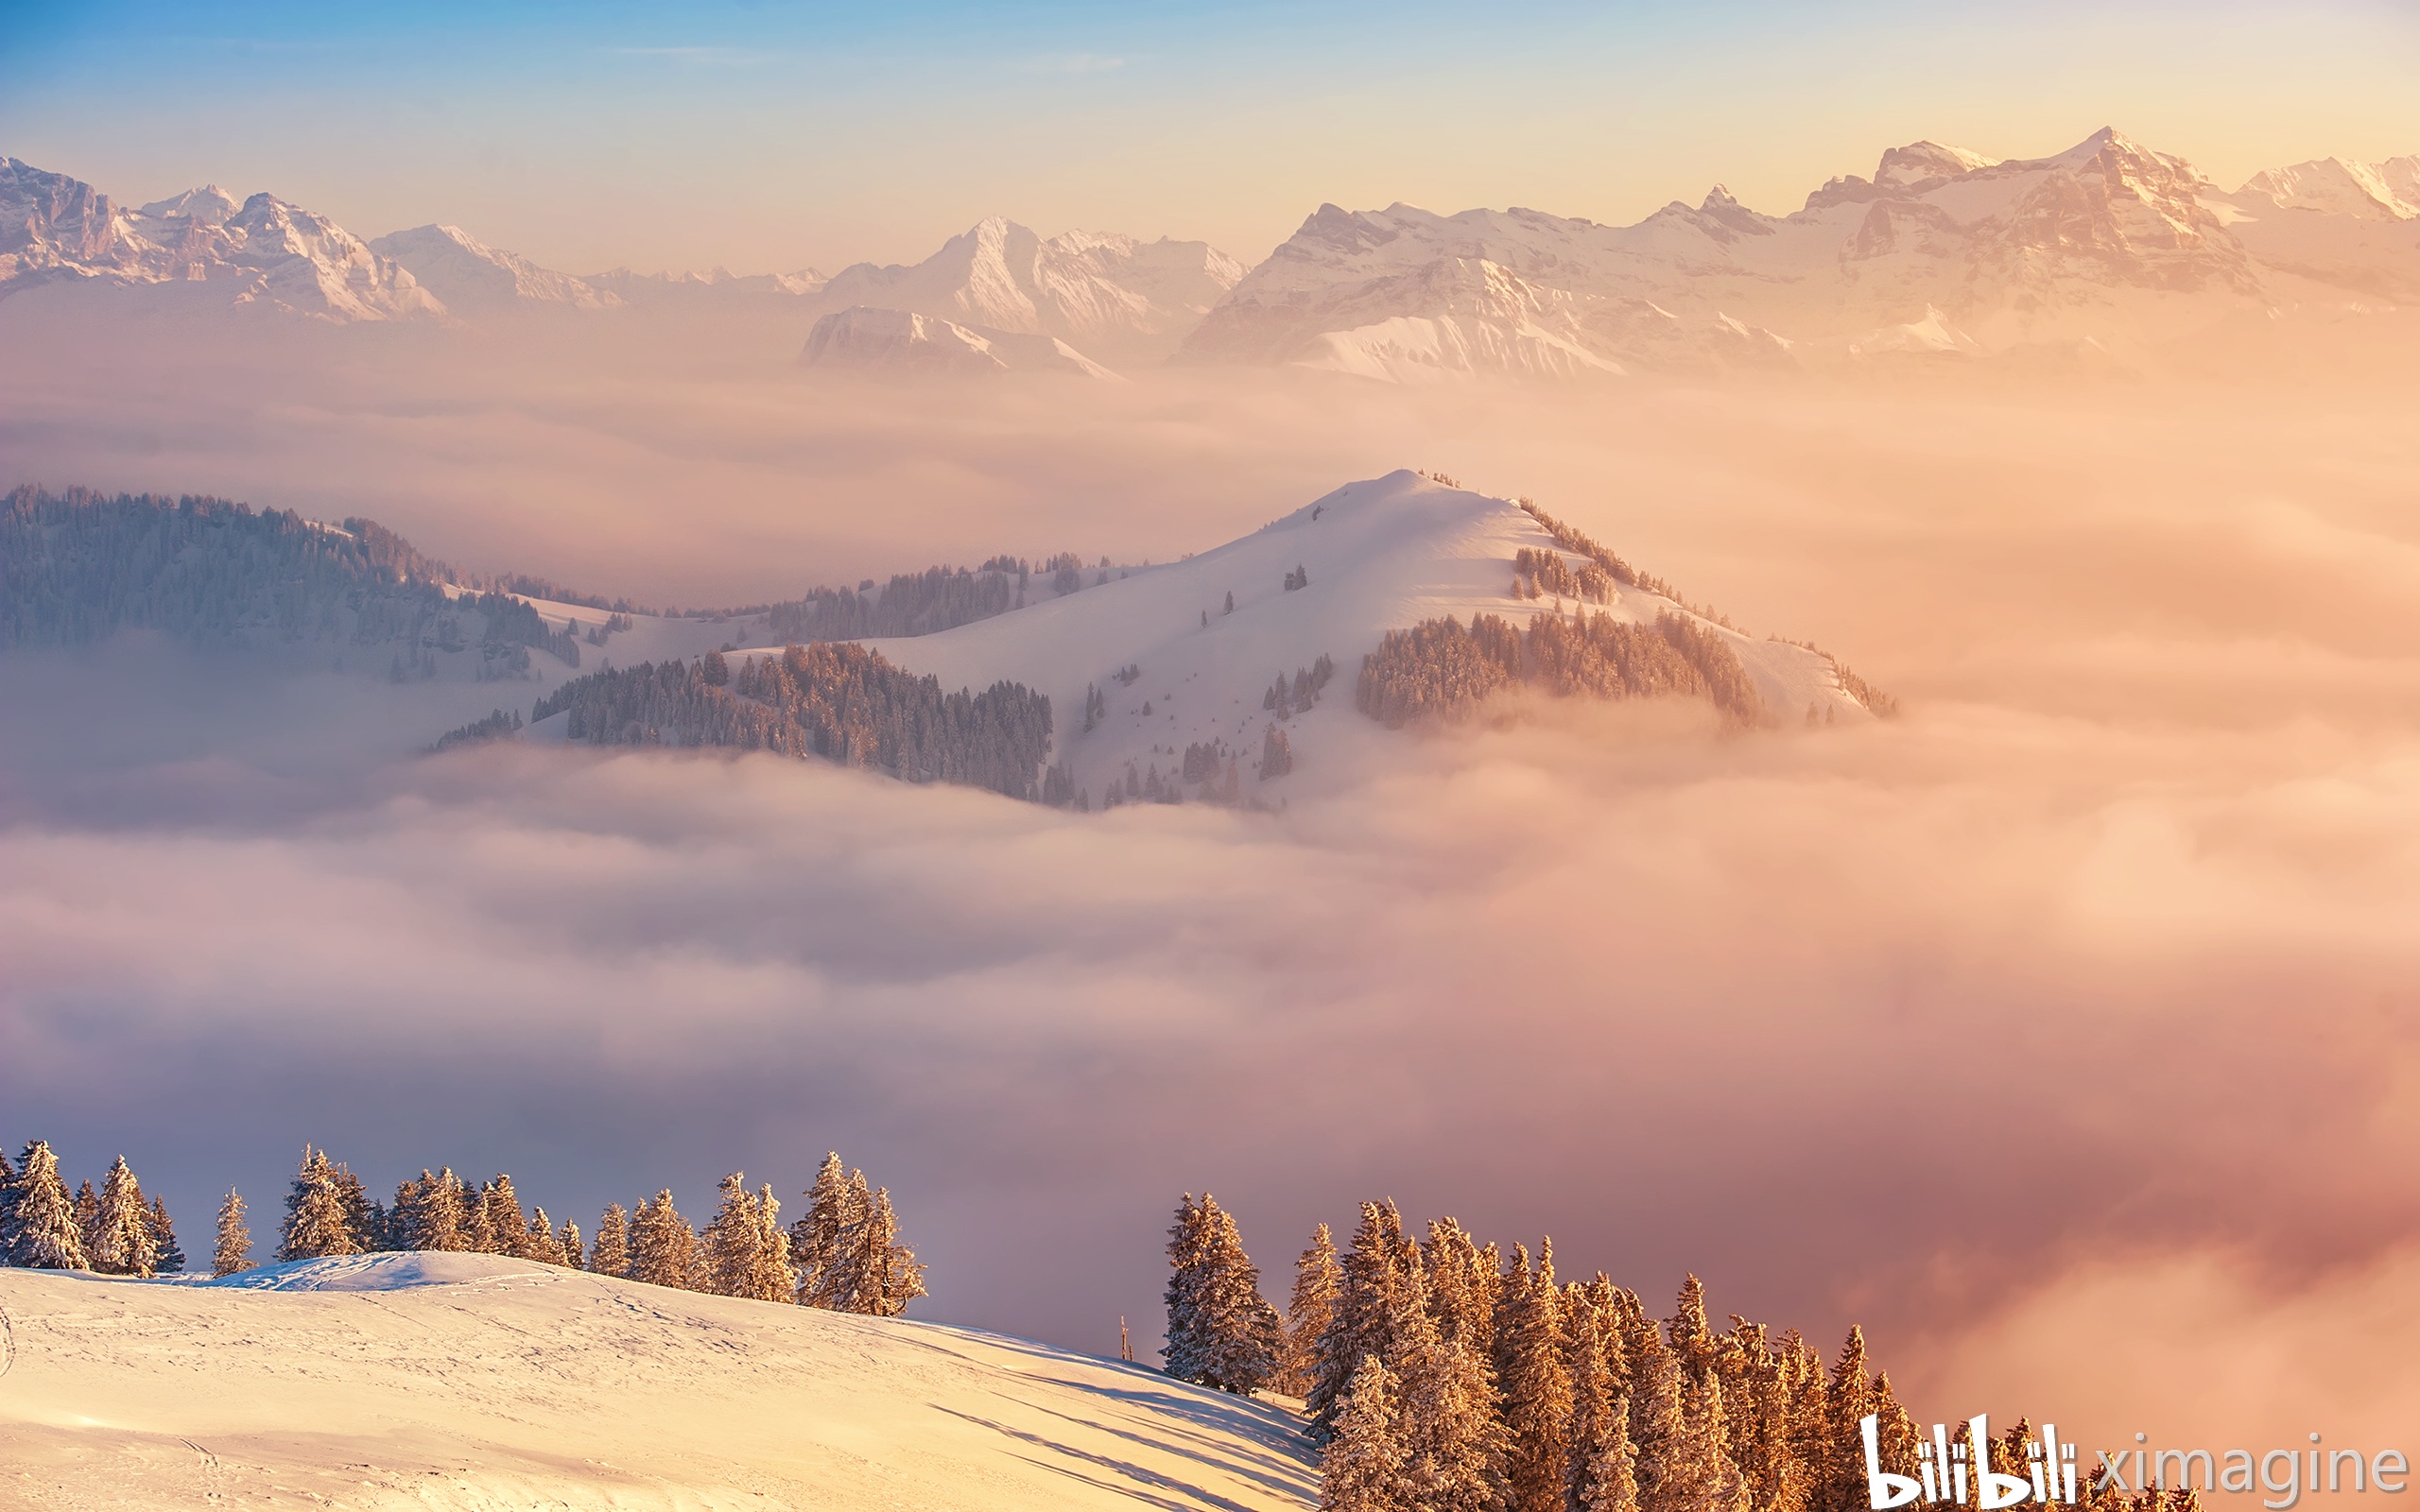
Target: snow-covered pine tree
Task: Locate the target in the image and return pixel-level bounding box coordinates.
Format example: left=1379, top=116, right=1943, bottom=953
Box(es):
left=1392, top=1297, right=1511, bottom=1512
left=73, top=1180, right=99, bottom=1260
left=1308, top=1199, right=1426, bottom=1438
left=279, top=1146, right=360, bottom=1262
left=1630, top=1324, right=1685, bottom=1512
left=559, top=1218, right=584, bottom=1271
left=147, top=1195, right=185, bottom=1274
left=1279, top=1222, right=1340, bottom=1396
left=748, top=1184, right=797, bottom=1303
left=626, top=1190, right=696, bottom=1289
left=1319, top=1353, right=1406, bottom=1512
left=520, top=1208, right=564, bottom=1264
left=701, top=1172, right=773, bottom=1297
left=0, top=1144, right=16, bottom=1242
left=1819, top=1328, right=1871, bottom=1512
left=90, top=1155, right=160, bottom=1278
left=1422, top=1217, right=1499, bottom=1361
left=838, top=1186, right=925, bottom=1316
left=5, top=1141, right=87, bottom=1269
left=1571, top=1309, right=1642, bottom=1512
left=790, top=1152, right=861, bottom=1307
left=1666, top=1370, right=1747, bottom=1512
left=1668, top=1274, right=1718, bottom=1386
left=590, top=1203, right=631, bottom=1278
left=1163, top=1193, right=1280, bottom=1394
left=213, top=1188, right=251, bottom=1277
left=478, top=1175, right=528, bottom=1257
left=1497, top=1239, right=1574, bottom=1512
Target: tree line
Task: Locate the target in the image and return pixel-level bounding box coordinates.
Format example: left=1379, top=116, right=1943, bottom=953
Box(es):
left=2, top=487, right=587, bottom=679
left=530, top=642, right=1053, bottom=799
left=1357, top=610, right=1765, bottom=730
left=1167, top=1194, right=2195, bottom=1512
left=0, top=1139, right=925, bottom=1316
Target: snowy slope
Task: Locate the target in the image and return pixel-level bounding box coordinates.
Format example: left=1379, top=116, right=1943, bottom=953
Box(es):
left=813, top=216, right=1247, bottom=364
left=0, top=1252, right=1315, bottom=1512
left=369, top=224, right=622, bottom=311
left=855, top=472, right=1872, bottom=805
left=800, top=304, right=1125, bottom=379
left=1182, top=128, right=2371, bottom=377
left=2205, top=155, right=2420, bottom=300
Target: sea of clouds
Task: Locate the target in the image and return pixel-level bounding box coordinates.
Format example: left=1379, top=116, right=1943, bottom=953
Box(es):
left=5, top=310, right=2419, bottom=1451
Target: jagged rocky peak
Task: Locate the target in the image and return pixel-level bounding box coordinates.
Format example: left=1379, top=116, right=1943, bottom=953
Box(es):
left=1876, top=140, right=2001, bottom=189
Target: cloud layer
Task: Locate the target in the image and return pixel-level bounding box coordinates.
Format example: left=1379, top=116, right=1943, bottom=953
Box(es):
left=7, top=330, right=2420, bottom=1450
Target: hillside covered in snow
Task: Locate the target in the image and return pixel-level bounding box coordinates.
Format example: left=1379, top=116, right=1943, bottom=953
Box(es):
left=0, top=1251, right=1315, bottom=1512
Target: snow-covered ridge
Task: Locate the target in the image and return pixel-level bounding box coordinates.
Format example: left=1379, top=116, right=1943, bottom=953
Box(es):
left=857, top=470, right=1876, bottom=807
left=368, top=223, right=622, bottom=311
left=0, top=1251, right=1316, bottom=1511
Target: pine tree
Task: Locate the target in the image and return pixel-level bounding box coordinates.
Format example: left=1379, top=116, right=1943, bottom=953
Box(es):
left=1497, top=1239, right=1574, bottom=1512
left=1663, top=1370, right=1746, bottom=1512
left=147, top=1195, right=186, bottom=1274
left=1668, top=1275, right=1718, bottom=1385
left=790, top=1152, right=860, bottom=1307
left=478, top=1175, right=528, bottom=1256
left=627, top=1190, right=696, bottom=1288
left=1820, top=1328, right=1872, bottom=1512
left=1393, top=1299, right=1511, bottom=1512
left=701, top=1173, right=794, bottom=1300
left=74, top=1179, right=99, bottom=1259
left=5, top=1141, right=87, bottom=1269
left=0, top=1144, right=17, bottom=1243
left=392, top=1168, right=473, bottom=1252
left=1163, top=1193, right=1281, bottom=1393
left=1631, top=1326, right=1685, bottom=1512
left=1310, top=1200, right=1426, bottom=1437
left=1320, top=1353, right=1407, bottom=1512
left=837, top=1186, right=925, bottom=1316
left=521, top=1208, right=564, bottom=1264
left=559, top=1218, right=585, bottom=1271
left=1572, top=1309, right=1642, bottom=1512
left=279, top=1146, right=360, bottom=1262
left=214, top=1189, right=251, bottom=1278
left=1280, top=1223, right=1341, bottom=1396
left=590, top=1203, right=631, bottom=1278
left=90, top=1155, right=160, bottom=1278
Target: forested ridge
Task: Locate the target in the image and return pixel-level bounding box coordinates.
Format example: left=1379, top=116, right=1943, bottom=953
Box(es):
left=1168, top=1195, right=2192, bottom=1512
left=1, top=486, right=586, bottom=675
left=531, top=643, right=1053, bottom=799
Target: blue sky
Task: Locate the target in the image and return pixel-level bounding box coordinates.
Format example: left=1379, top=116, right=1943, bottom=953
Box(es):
left=6, top=0, right=2417, bottom=272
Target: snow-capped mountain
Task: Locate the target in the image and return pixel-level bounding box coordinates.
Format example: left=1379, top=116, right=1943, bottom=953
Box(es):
left=0, top=1252, right=1312, bottom=1512
left=2204, top=153, right=2420, bottom=301
left=1183, top=129, right=2403, bottom=379
left=812, top=216, right=1246, bottom=364
left=800, top=304, right=1122, bottom=378
left=856, top=470, right=1875, bottom=806
left=368, top=223, right=621, bottom=311
left=2226, top=155, right=2420, bottom=221
left=0, top=157, right=444, bottom=322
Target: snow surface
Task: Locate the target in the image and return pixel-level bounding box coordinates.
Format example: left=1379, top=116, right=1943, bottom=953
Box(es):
left=0, top=1251, right=1317, bottom=1510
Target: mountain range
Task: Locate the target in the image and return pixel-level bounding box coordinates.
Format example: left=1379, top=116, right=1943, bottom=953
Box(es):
left=5, top=129, right=2414, bottom=374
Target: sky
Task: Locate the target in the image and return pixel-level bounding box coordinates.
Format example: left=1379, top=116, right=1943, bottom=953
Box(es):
left=5, top=0, right=2419, bottom=273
